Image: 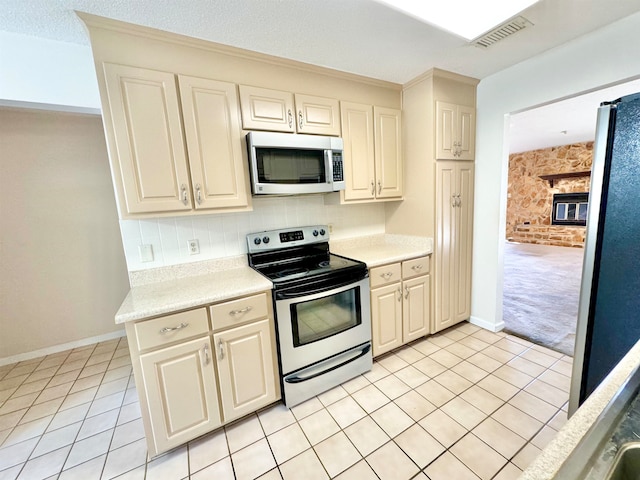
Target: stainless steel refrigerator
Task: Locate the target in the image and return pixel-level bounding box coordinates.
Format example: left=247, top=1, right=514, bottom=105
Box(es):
left=569, top=92, right=640, bottom=415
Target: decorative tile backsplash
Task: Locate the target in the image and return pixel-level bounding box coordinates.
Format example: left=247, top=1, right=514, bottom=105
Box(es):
left=120, top=194, right=386, bottom=272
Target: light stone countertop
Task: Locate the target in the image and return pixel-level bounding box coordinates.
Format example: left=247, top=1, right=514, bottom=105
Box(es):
left=331, top=234, right=433, bottom=267
left=519, top=338, right=640, bottom=479
left=115, top=265, right=272, bottom=323
left=115, top=234, right=432, bottom=324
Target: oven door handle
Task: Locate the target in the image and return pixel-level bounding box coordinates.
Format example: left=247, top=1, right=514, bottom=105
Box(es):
left=275, top=275, right=366, bottom=300
left=284, top=344, right=371, bottom=384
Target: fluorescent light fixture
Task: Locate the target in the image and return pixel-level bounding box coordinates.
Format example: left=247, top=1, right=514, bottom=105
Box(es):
left=374, top=0, right=540, bottom=40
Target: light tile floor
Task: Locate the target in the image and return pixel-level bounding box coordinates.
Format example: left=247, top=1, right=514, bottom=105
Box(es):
left=0, top=322, right=572, bottom=479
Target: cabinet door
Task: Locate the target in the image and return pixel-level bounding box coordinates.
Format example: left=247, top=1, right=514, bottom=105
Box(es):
left=340, top=102, right=376, bottom=201
left=238, top=85, right=295, bottom=132
left=435, top=101, right=457, bottom=160
left=457, top=106, right=476, bottom=160
left=371, top=283, right=403, bottom=356
left=214, top=319, right=277, bottom=422
left=374, top=106, right=403, bottom=199
left=178, top=76, right=249, bottom=210
left=434, top=162, right=474, bottom=332
left=140, top=336, right=221, bottom=455
left=295, top=94, right=341, bottom=136
left=103, top=63, right=191, bottom=214
left=434, top=162, right=456, bottom=332
left=454, top=163, right=474, bottom=323
left=402, top=275, right=430, bottom=343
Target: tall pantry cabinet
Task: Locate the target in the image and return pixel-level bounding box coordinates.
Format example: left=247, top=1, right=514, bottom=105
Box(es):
left=386, top=68, right=478, bottom=333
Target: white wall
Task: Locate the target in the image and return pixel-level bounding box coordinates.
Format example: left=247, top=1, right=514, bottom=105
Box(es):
left=472, top=12, right=640, bottom=331
left=0, top=108, right=130, bottom=361
left=121, top=196, right=386, bottom=271
left=0, top=31, right=100, bottom=112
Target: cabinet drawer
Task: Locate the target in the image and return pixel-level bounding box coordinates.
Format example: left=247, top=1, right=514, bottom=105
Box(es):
left=402, top=256, right=430, bottom=279
left=369, top=263, right=402, bottom=288
left=133, top=308, right=209, bottom=351
left=210, top=293, right=269, bottom=331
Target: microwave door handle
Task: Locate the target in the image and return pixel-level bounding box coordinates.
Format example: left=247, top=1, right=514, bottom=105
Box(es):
left=326, top=150, right=333, bottom=185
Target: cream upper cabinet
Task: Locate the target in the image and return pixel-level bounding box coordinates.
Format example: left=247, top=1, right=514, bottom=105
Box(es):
left=102, top=63, right=249, bottom=217
left=238, top=85, right=340, bottom=136
left=178, top=75, right=248, bottom=210
left=340, top=102, right=403, bottom=203
left=369, top=257, right=430, bottom=356
left=435, top=101, right=476, bottom=161
left=375, top=106, right=403, bottom=198
left=434, top=161, right=474, bottom=332
left=103, top=63, right=192, bottom=214
left=214, top=318, right=278, bottom=422
left=139, top=336, right=221, bottom=455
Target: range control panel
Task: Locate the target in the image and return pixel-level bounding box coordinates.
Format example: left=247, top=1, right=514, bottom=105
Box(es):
left=247, top=225, right=329, bottom=253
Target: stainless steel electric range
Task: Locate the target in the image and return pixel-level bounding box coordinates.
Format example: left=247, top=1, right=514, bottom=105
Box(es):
left=247, top=225, right=372, bottom=407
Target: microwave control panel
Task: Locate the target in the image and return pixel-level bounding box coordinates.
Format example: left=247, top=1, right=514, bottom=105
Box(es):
left=332, top=152, right=344, bottom=182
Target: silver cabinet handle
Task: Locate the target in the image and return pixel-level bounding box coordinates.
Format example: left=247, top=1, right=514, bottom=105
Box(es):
left=371, top=181, right=375, bottom=195
left=456, top=194, right=461, bottom=207
left=202, top=343, right=210, bottom=366
left=380, top=272, right=394, bottom=280
left=287, top=109, right=293, bottom=128
left=159, top=322, right=189, bottom=334
left=404, top=285, right=410, bottom=299
left=377, top=180, right=382, bottom=194
left=181, top=184, right=188, bottom=205
left=195, top=183, right=202, bottom=204
left=229, top=306, right=252, bottom=316
left=298, top=110, right=303, bottom=129
left=218, top=338, right=224, bottom=360
left=452, top=194, right=457, bottom=207
left=412, top=264, right=423, bottom=271
left=397, top=287, right=402, bottom=301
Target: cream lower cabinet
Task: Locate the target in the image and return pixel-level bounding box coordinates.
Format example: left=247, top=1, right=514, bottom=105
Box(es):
left=214, top=319, right=277, bottom=422
left=125, top=292, right=278, bottom=457
left=340, top=102, right=403, bottom=202
left=370, top=256, right=430, bottom=356
left=102, top=63, right=248, bottom=217
left=434, top=161, right=474, bottom=332
left=139, top=336, right=221, bottom=455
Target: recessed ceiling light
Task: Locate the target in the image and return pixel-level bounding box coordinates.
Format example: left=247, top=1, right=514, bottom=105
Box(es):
left=373, top=0, right=540, bottom=40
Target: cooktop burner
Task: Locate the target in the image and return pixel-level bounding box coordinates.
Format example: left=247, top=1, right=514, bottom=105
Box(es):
left=246, top=225, right=367, bottom=286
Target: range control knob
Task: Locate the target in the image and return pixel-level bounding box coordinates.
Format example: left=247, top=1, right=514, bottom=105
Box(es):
left=319, top=229, right=326, bottom=236
left=253, top=237, right=261, bottom=245
left=312, top=230, right=319, bottom=237
left=263, top=236, right=270, bottom=244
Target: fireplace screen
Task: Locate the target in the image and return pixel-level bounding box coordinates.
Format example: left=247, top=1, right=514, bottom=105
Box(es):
left=552, top=192, right=589, bottom=226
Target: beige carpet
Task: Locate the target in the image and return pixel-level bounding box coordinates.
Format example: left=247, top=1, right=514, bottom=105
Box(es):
left=502, top=242, right=584, bottom=356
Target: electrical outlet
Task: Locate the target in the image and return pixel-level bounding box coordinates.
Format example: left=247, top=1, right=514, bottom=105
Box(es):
left=139, top=244, right=154, bottom=263
left=188, top=239, right=200, bottom=255
left=328, top=224, right=334, bottom=234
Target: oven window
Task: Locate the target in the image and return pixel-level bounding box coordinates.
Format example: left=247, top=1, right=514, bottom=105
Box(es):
left=291, top=287, right=361, bottom=347
left=256, top=148, right=326, bottom=184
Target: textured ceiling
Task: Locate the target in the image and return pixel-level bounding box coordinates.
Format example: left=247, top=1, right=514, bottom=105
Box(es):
left=2, top=0, right=640, bottom=84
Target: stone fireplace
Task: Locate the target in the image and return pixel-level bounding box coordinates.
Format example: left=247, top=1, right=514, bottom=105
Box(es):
left=506, top=141, right=593, bottom=248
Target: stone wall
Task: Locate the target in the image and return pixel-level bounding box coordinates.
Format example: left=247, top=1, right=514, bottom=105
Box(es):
left=506, top=141, right=593, bottom=247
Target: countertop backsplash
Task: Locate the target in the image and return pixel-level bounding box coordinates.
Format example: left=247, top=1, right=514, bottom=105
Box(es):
left=119, top=194, right=386, bottom=272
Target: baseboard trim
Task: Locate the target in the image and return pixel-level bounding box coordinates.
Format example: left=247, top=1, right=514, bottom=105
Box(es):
left=0, top=330, right=126, bottom=367
left=470, top=315, right=505, bottom=333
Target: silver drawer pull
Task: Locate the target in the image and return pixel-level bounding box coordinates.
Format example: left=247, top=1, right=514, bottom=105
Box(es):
left=380, top=272, right=394, bottom=280
left=158, top=322, right=189, bottom=334
left=412, top=264, right=423, bottom=271
left=229, top=306, right=252, bottom=316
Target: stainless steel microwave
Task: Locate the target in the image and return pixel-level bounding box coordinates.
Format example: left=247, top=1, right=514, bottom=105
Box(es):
left=247, top=131, right=345, bottom=195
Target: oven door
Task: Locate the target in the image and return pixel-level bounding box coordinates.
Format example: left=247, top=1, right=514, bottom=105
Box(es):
left=274, top=276, right=371, bottom=375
